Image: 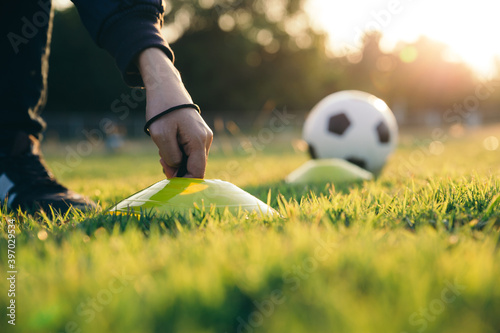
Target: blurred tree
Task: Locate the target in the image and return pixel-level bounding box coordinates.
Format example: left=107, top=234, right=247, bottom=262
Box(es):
left=44, top=2, right=500, bottom=125
left=391, top=36, right=476, bottom=113
left=45, top=0, right=337, bottom=118
left=46, top=8, right=132, bottom=113
left=336, top=33, right=478, bottom=120
left=161, top=0, right=340, bottom=113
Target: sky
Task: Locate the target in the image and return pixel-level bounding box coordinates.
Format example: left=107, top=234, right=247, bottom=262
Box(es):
left=305, top=0, right=500, bottom=77
left=53, top=0, right=500, bottom=77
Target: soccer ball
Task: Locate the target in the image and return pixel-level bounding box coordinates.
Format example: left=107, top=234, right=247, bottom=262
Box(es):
left=303, top=90, right=398, bottom=175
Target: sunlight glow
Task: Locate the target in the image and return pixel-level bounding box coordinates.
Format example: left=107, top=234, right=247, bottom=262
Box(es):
left=306, top=0, right=500, bottom=77
left=52, top=0, right=73, bottom=10
left=53, top=0, right=500, bottom=76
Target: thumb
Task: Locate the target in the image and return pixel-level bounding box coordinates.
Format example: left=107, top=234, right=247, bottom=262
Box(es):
left=160, top=158, right=177, bottom=178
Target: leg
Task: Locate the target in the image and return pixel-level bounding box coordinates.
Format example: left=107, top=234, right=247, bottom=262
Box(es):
left=0, top=0, right=52, bottom=149
left=0, top=1, right=96, bottom=212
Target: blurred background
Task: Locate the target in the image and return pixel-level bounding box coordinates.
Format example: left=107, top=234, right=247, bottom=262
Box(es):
left=44, top=0, right=500, bottom=145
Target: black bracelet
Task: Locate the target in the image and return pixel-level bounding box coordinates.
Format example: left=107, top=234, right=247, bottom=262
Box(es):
left=144, top=103, right=201, bottom=136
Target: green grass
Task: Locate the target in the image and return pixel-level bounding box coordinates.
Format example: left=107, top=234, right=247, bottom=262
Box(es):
left=1, top=125, right=500, bottom=333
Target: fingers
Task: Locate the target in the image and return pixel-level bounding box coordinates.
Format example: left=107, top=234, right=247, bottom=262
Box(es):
left=148, top=109, right=213, bottom=179
left=181, top=124, right=212, bottom=178
left=149, top=121, right=183, bottom=174
left=205, top=127, right=213, bottom=156
left=184, top=142, right=207, bottom=178
left=176, top=112, right=213, bottom=179
left=160, top=158, right=177, bottom=178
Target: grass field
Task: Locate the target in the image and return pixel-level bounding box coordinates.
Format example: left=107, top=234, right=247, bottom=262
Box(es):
left=1, top=125, right=500, bottom=333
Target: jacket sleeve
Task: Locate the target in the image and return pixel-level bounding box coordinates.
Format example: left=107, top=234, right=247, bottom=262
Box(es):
left=71, top=0, right=174, bottom=87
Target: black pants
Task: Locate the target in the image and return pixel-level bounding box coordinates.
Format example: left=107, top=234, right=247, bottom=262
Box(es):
left=0, top=0, right=53, bottom=149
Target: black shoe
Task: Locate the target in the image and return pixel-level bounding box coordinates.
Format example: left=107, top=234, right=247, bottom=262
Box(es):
left=0, top=132, right=97, bottom=213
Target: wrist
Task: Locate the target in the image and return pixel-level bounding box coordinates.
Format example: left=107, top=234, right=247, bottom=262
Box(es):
left=144, top=104, right=201, bottom=136
left=138, top=48, right=179, bottom=89
left=138, top=48, right=194, bottom=119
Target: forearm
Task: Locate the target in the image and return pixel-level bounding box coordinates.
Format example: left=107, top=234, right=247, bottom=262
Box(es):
left=71, top=1, right=213, bottom=178
left=136, top=47, right=213, bottom=179
left=137, top=48, right=193, bottom=120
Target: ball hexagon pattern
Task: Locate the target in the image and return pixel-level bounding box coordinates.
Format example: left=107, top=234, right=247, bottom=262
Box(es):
left=328, top=113, right=351, bottom=135
left=303, top=90, right=398, bottom=175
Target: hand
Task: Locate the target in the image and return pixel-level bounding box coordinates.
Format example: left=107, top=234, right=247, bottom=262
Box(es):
left=149, top=108, right=212, bottom=178
left=137, top=48, right=213, bottom=178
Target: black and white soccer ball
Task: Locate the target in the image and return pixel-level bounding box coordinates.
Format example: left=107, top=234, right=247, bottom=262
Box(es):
left=303, top=90, right=398, bottom=175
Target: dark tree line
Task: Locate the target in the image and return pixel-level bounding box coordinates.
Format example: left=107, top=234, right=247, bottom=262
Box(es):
left=45, top=0, right=500, bottom=124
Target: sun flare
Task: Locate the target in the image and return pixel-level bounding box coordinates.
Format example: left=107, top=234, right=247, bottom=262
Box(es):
left=306, top=0, right=500, bottom=77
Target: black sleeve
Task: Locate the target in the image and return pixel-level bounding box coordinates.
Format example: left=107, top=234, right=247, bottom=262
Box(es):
left=71, top=0, right=175, bottom=87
